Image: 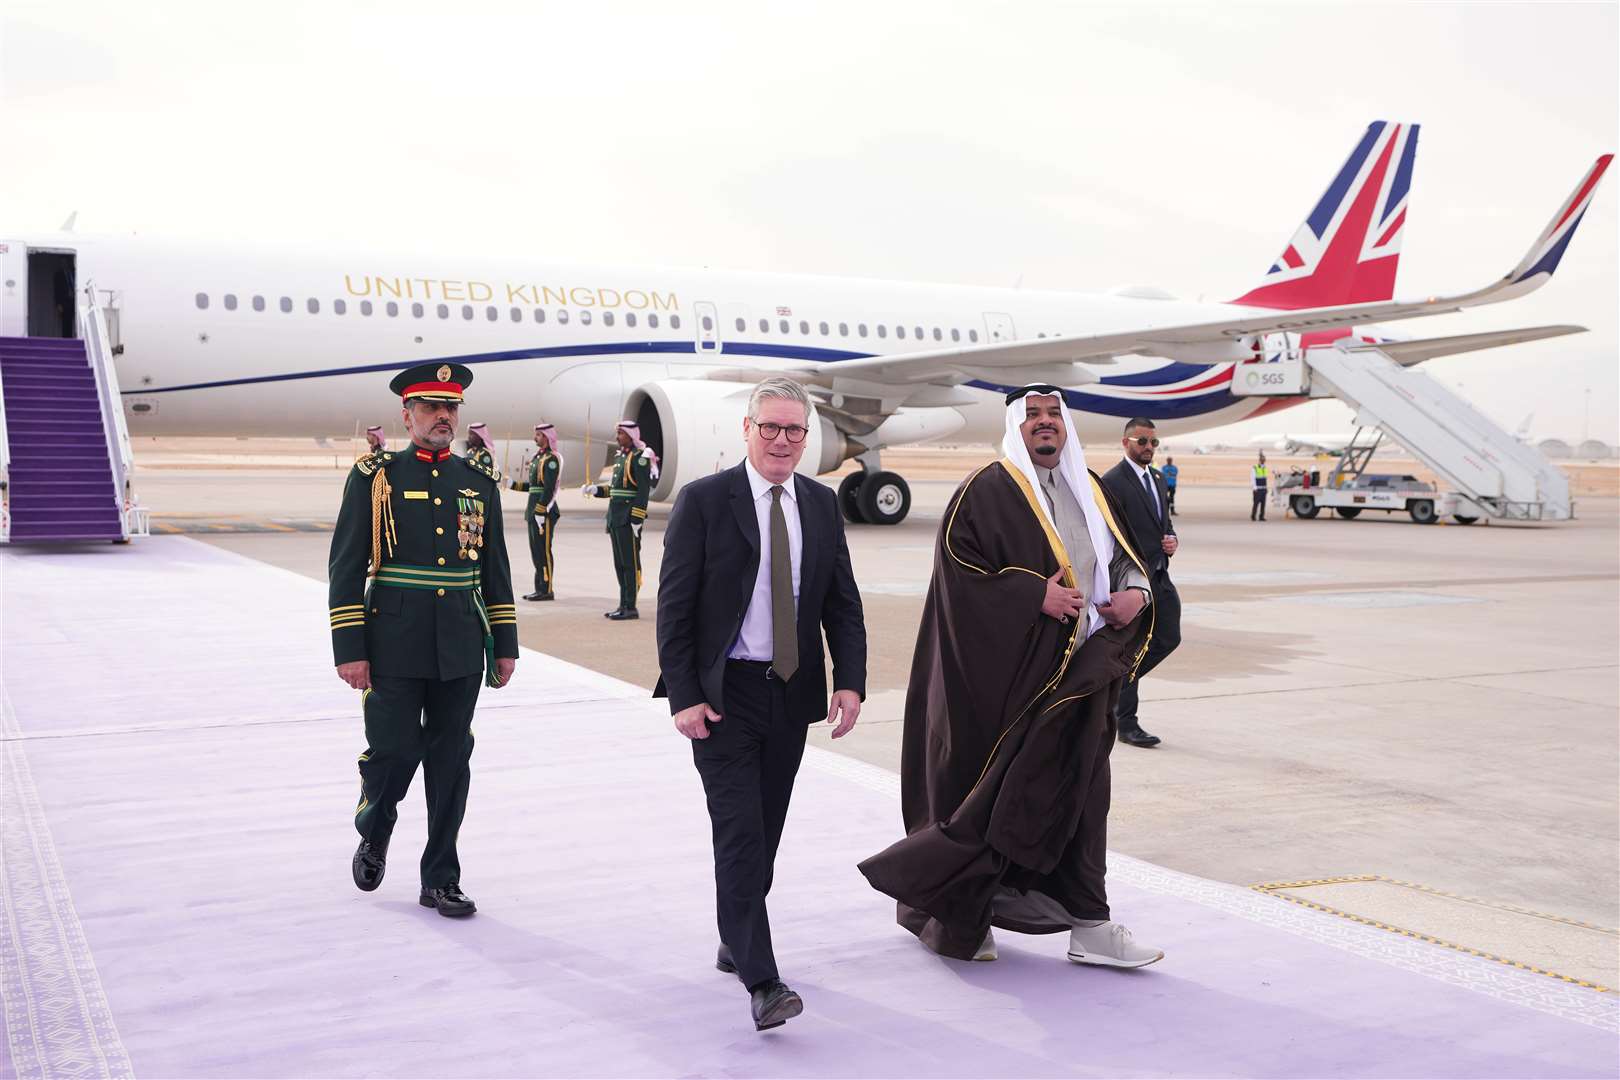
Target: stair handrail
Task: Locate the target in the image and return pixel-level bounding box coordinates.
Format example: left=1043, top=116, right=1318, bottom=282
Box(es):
left=79, top=281, right=135, bottom=541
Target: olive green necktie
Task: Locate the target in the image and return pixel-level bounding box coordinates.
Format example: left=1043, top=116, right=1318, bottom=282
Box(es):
left=770, top=485, right=798, bottom=681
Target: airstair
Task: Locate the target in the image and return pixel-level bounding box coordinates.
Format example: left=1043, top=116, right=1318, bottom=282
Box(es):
left=1236, top=343, right=1572, bottom=521
left=0, top=284, right=146, bottom=543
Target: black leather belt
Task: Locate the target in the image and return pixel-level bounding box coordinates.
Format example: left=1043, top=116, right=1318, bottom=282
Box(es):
left=726, top=658, right=779, bottom=680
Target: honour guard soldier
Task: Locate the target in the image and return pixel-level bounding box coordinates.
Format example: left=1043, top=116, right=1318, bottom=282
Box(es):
left=581, top=420, right=657, bottom=620
left=465, top=422, right=498, bottom=477
left=328, top=362, right=519, bottom=918
left=510, top=422, right=562, bottom=601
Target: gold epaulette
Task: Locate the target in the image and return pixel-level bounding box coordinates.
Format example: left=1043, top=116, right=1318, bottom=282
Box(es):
left=462, top=452, right=501, bottom=484
left=355, top=450, right=394, bottom=477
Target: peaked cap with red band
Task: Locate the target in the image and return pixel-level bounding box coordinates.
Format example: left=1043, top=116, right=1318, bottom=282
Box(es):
left=388, top=361, right=474, bottom=404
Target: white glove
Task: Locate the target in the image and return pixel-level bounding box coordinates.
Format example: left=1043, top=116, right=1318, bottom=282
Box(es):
left=581, top=483, right=599, bottom=496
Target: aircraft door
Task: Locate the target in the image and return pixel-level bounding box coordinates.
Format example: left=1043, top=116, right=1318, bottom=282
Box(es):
left=983, top=311, right=1016, bottom=343
left=0, top=242, right=26, bottom=337
left=693, top=300, right=722, bottom=353
left=25, top=250, right=78, bottom=338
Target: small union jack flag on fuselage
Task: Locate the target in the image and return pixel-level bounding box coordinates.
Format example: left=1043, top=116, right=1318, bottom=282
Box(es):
left=1233, top=121, right=1419, bottom=311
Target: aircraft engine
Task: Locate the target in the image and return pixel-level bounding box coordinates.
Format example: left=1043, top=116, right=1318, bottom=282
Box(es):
left=624, top=380, right=853, bottom=501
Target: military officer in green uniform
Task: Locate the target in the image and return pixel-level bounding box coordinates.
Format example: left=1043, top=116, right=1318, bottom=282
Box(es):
left=581, top=419, right=657, bottom=621
left=465, top=422, right=498, bottom=476
left=510, top=422, right=562, bottom=601
left=328, top=362, right=519, bottom=918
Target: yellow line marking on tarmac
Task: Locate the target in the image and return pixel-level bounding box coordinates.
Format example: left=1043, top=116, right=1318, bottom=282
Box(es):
left=1251, top=875, right=1616, bottom=993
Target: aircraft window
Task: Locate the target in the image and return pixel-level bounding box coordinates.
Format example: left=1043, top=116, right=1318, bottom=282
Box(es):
left=914, top=326, right=923, bottom=339
left=251, top=295, right=265, bottom=312
left=412, top=302, right=424, bottom=318
left=779, top=319, right=789, bottom=333
left=486, top=306, right=498, bottom=322
left=308, top=298, right=321, bottom=314
left=877, top=325, right=887, bottom=338
left=736, top=318, right=746, bottom=332
left=858, top=323, right=868, bottom=337
left=385, top=301, right=398, bottom=317
left=951, top=328, right=960, bottom=342
left=580, top=310, right=592, bottom=325
left=334, top=299, right=347, bottom=315
left=819, top=321, right=829, bottom=335
left=838, top=322, right=848, bottom=336
left=279, top=297, right=293, bottom=313
left=896, top=326, right=906, bottom=339
left=702, top=315, right=714, bottom=331
left=798, top=320, right=809, bottom=335
left=510, top=307, right=522, bottom=322
left=195, top=293, right=209, bottom=310
left=624, top=312, right=634, bottom=327
left=1038, top=332, right=1046, bottom=339
left=360, top=300, right=373, bottom=316
left=759, top=318, right=770, bottom=333
left=461, top=305, right=474, bottom=320
left=224, top=294, right=237, bottom=311
left=558, top=309, right=570, bottom=324
left=670, top=315, right=681, bottom=329
left=435, top=303, right=447, bottom=319
left=534, top=308, right=546, bottom=323
left=933, top=328, right=942, bottom=341
left=603, top=311, right=615, bottom=326
left=647, top=313, right=657, bottom=328
left=969, top=329, right=979, bottom=342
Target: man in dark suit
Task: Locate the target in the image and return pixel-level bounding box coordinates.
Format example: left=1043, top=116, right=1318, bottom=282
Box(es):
left=655, top=377, right=867, bottom=1032
left=1102, top=416, right=1181, bottom=748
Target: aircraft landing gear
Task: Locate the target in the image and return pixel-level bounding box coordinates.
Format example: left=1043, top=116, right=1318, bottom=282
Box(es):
left=838, top=469, right=912, bottom=526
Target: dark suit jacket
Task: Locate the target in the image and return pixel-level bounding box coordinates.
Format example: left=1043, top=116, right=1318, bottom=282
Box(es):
left=1102, top=459, right=1177, bottom=579
left=655, top=462, right=867, bottom=723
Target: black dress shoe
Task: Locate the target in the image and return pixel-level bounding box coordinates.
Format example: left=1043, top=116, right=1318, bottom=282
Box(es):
left=523, top=591, right=554, bottom=602
left=749, top=979, right=803, bottom=1031
left=606, top=608, right=639, bottom=621
left=1119, top=726, right=1162, bottom=748
left=352, top=838, right=387, bottom=892
left=716, top=943, right=738, bottom=975
left=419, top=883, right=477, bottom=917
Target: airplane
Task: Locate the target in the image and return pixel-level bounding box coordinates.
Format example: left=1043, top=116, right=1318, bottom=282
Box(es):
left=0, top=122, right=1609, bottom=526
left=1249, top=433, right=1366, bottom=455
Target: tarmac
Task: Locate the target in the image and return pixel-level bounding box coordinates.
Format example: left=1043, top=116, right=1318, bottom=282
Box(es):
left=1, top=444, right=1616, bottom=1076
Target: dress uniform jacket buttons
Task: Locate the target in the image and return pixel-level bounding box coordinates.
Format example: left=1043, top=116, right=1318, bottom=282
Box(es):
left=432, top=469, right=439, bottom=477
left=434, top=497, right=442, bottom=506
left=436, top=527, right=444, bottom=535
left=437, top=556, right=446, bottom=565
left=436, top=588, right=445, bottom=597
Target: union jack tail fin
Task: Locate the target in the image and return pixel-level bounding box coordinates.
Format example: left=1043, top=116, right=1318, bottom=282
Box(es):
left=1233, top=121, right=1419, bottom=310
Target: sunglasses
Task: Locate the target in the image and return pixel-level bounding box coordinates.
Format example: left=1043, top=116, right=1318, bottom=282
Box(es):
left=1129, top=436, right=1161, bottom=448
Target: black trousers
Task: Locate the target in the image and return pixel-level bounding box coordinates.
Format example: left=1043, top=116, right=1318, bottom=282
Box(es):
left=354, top=672, right=480, bottom=888
left=1251, top=488, right=1267, bottom=519
left=526, top=509, right=555, bottom=596
left=690, top=661, right=808, bottom=990
left=1114, top=574, right=1182, bottom=730
left=1165, top=486, right=1176, bottom=514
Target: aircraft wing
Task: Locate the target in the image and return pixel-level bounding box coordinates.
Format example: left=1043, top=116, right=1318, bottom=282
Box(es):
left=751, top=155, right=1611, bottom=388
left=1345, top=324, right=1585, bottom=367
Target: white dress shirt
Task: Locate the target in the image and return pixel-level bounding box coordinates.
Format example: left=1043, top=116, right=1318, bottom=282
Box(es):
left=728, top=458, right=803, bottom=661
left=1126, top=457, right=1161, bottom=519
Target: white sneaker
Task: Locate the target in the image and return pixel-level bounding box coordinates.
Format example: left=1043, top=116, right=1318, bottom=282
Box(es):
left=1067, top=922, right=1163, bottom=968
left=973, top=928, right=998, bottom=961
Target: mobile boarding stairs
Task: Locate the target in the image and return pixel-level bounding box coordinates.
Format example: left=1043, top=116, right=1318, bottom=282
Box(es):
left=0, top=284, right=147, bottom=544
left=1233, top=341, right=1572, bottom=524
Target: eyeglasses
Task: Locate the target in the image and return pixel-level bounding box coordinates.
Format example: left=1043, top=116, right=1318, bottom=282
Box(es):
left=753, top=421, right=809, bottom=443
left=1129, top=437, right=1160, bottom=448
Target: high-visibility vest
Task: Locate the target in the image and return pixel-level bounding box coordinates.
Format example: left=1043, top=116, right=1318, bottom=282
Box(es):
left=1253, top=464, right=1269, bottom=488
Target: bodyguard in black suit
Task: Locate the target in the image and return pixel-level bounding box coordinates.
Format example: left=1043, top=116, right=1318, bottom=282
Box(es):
left=655, top=378, right=867, bottom=1032
left=1102, top=416, right=1182, bottom=748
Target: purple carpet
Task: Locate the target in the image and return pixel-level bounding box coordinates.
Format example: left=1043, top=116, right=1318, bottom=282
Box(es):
left=1, top=538, right=1614, bottom=1078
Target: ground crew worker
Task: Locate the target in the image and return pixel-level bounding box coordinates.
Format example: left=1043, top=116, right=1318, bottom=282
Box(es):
left=582, top=420, right=657, bottom=620
left=1162, top=456, right=1179, bottom=516
left=465, top=422, right=498, bottom=477
left=1251, top=451, right=1269, bottom=521
left=511, top=422, right=562, bottom=601
left=328, top=362, right=519, bottom=918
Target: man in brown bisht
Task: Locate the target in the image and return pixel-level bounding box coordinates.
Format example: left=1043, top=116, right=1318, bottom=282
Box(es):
left=858, top=385, right=1164, bottom=969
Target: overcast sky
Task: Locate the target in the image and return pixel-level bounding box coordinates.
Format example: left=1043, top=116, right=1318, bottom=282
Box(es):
left=3, top=0, right=1615, bottom=442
